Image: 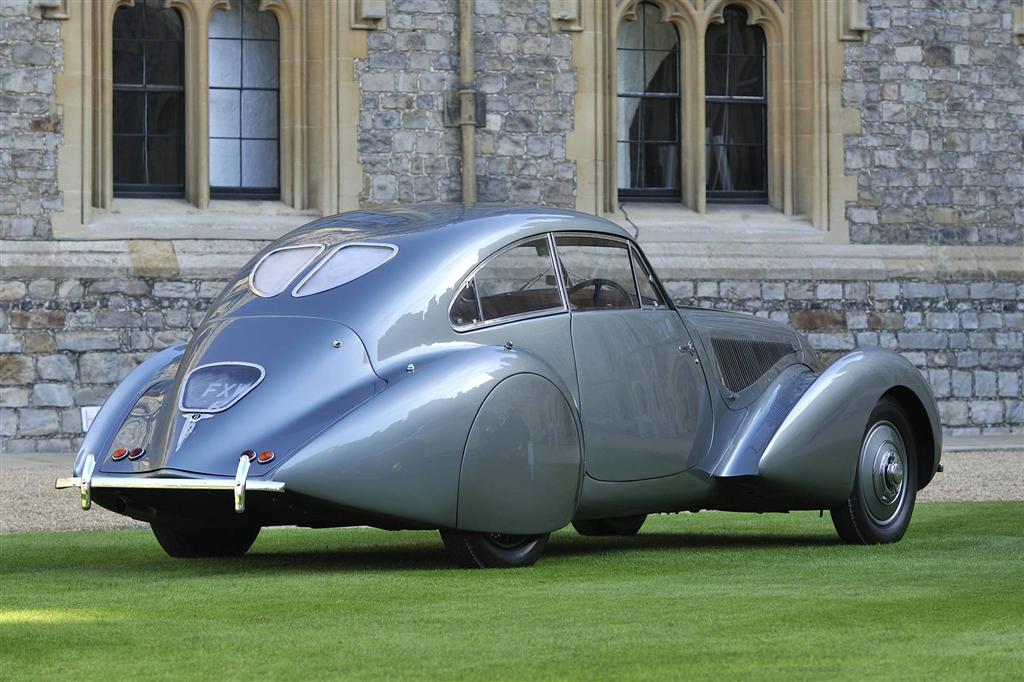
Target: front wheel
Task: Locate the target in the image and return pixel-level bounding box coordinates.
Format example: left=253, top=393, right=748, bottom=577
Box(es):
left=439, top=529, right=549, bottom=568
left=830, top=397, right=917, bottom=544
left=151, top=522, right=261, bottom=558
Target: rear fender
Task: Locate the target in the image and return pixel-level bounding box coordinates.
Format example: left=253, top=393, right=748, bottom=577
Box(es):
left=758, top=349, right=942, bottom=505
left=274, top=344, right=581, bottom=529
left=73, top=344, right=186, bottom=476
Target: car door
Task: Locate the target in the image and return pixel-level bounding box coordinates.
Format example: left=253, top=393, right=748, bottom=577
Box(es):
left=555, top=234, right=713, bottom=482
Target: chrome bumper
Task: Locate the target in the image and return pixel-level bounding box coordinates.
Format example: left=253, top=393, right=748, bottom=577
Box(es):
left=54, top=454, right=285, bottom=514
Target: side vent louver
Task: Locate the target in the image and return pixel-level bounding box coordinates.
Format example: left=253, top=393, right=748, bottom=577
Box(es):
left=710, top=337, right=795, bottom=393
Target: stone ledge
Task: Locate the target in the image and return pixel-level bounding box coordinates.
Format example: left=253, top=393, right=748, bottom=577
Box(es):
left=51, top=198, right=318, bottom=241
left=4, top=239, right=1019, bottom=282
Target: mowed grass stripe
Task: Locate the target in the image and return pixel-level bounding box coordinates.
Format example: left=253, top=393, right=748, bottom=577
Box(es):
left=1, top=502, right=1022, bottom=680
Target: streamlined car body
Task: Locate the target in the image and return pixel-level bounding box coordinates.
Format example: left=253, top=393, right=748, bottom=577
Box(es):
left=57, top=205, right=942, bottom=567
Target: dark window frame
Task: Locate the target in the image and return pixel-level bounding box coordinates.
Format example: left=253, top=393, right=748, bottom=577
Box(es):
left=705, top=5, right=769, bottom=204
left=616, top=2, right=682, bottom=202
left=112, top=1, right=186, bottom=199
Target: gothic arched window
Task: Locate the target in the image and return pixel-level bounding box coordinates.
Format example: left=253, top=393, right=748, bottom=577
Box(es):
left=209, top=0, right=281, bottom=199
left=705, top=5, right=767, bottom=203
left=617, top=2, right=681, bottom=200
left=112, top=0, right=185, bottom=197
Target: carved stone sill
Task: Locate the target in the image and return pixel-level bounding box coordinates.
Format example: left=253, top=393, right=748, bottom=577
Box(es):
left=839, top=0, right=870, bottom=42
left=551, top=0, right=584, bottom=32
left=351, top=0, right=386, bottom=30
left=33, top=0, right=69, bottom=20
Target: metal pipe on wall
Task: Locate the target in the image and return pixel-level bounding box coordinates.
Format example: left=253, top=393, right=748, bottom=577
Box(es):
left=458, top=0, right=476, bottom=204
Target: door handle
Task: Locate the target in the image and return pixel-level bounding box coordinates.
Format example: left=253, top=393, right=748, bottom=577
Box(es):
left=679, top=341, right=700, bottom=364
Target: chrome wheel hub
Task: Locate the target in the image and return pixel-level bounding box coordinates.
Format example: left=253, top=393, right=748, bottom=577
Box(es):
left=858, top=421, right=909, bottom=525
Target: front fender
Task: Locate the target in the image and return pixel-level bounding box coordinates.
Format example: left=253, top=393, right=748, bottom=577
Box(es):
left=274, top=343, right=579, bottom=529
left=73, top=344, right=186, bottom=476
left=758, top=349, right=942, bottom=505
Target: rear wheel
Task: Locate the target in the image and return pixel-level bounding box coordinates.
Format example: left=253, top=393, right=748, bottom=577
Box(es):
left=151, top=522, right=261, bottom=558
left=831, top=397, right=917, bottom=544
left=439, top=529, right=549, bottom=568
left=572, top=514, right=647, bottom=536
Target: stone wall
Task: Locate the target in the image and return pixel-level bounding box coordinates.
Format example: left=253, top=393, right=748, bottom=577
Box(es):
left=356, top=0, right=576, bottom=206
left=660, top=276, right=1024, bottom=434
left=0, top=275, right=219, bottom=453
left=1, top=264, right=1021, bottom=452
left=843, top=0, right=1024, bottom=245
left=0, top=0, right=63, bottom=240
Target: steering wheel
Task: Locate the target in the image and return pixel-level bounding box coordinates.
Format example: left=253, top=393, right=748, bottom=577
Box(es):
left=567, top=278, right=632, bottom=308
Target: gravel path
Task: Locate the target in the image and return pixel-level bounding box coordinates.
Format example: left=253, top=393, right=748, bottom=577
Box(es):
left=1, top=450, right=1020, bottom=534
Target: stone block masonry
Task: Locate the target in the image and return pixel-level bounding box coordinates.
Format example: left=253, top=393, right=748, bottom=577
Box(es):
left=356, top=0, right=576, bottom=207
left=661, top=276, right=1023, bottom=437
left=0, top=0, right=64, bottom=240
left=1, top=264, right=1021, bottom=453
left=843, top=0, right=1024, bottom=245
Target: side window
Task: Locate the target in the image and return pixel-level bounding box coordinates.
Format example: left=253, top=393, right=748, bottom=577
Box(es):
left=450, top=237, right=563, bottom=327
left=554, top=236, right=639, bottom=310
left=631, top=246, right=667, bottom=308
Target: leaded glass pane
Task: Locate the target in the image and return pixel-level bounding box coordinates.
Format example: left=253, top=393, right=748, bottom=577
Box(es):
left=210, top=138, right=241, bottom=187
left=241, top=90, right=278, bottom=139
left=209, top=39, right=241, bottom=88
left=242, top=140, right=278, bottom=187
left=210, top=2, right=241, bottom=38
left=209, top=89, right=241, bottom=138
left=242, top=40, right=279, bottom=88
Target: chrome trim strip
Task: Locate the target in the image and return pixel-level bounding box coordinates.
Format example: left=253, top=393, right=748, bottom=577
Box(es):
left=291, top=242, right=399, bottom=298
left=177, top=361, right=266, bottom=415
left=54, top=476, right=285, bottom=493
left=549, top=231, right=571, bottom=312
left=248, top=244, right=325, bottom=298
left=55, top=466, right=285, bottom=515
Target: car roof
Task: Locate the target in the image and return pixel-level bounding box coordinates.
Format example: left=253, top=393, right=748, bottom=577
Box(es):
left=272, top=203, right=633, bottom=251
left=206, top=205, right=637, bottom=369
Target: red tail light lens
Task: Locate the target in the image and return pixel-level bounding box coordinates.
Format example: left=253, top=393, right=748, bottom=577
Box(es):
left=257, top=451, right=275, bottom=464
left=128, top=448, right=145, bottom=460
left=242, top=449, right=257, bottom=461
left=111, top=448, right=128, bottom=461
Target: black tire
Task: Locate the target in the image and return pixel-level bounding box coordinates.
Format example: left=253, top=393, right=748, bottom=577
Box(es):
left=572, top=514, right=647, bottom=536
left=151, top=522, right=261, bottom=558
left=831, top=397, right=918, bottom=544
left=439, top=529, right=549, bottom=568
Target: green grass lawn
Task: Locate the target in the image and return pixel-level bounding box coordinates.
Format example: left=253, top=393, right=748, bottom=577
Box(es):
left=2, top=502, right=1022, bottom=680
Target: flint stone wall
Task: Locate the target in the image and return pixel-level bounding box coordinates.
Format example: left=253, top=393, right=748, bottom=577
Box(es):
left=0, top=0, right=63, bottom=241
left=843, top=0, right=1024, bottom=245
left=1, top=267, right=1020, bottom=453
left=356, top=0, right=576, bottom=206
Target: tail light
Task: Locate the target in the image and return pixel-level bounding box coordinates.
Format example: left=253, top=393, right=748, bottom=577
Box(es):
left=111, top=448, right=128, bottom=461
left=128, top=448, right=145, bottom=460
left=257, top=451, right=275, bottom=464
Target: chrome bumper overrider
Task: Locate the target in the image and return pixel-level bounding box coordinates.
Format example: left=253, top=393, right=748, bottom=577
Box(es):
left=54, top=454, right=286, bottom=514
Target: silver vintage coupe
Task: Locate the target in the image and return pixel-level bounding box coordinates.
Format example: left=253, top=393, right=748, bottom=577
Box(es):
left=57, top=205, right=942, bottom=567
